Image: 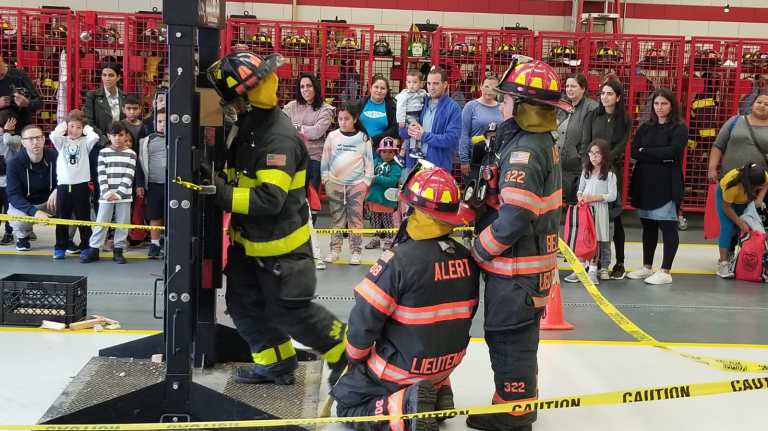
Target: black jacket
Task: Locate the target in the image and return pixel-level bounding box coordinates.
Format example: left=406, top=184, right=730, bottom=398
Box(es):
left=472, top=118, right=562, bottom=279
left=629, top=121, right=688, bottom=210
left=6, top=147, right=57, bottom=215
left=0, top=67, right=42, bottom=129
left=341, top=236, right=479, bottom=391
left=581, top=107, right=631, bottom=168
left=216, top=106, right=311, bottom=257
left=84, top=87, right=125, bottom=142
left=358, top=95, right=399, bottom=148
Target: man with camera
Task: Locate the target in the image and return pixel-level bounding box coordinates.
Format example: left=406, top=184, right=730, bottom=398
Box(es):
left=0, top=55, right=42, bottom=130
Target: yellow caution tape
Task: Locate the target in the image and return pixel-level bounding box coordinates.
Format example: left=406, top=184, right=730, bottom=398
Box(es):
left=1, top=378, right=766, bottom=430
left=173, top=177, right=204, bottom=191
left=0, top=214, right=164, bottom=231
left=314, top=226, right=473, bottom=235
left=558, top=238, right=768, bottom=373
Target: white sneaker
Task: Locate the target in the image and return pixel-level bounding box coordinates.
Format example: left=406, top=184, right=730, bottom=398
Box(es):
left=563, top=272, right=580, bottom=283
left=349, top=253, right=362, bottom=265
left=598, top=269, right=611, bottom=280
left=588, top=269, right=599, bottom=285
left=716, top=261, right=734, bottom=279
left=315, top=260, right=327, bottom=270
left=627, top=266, right=654, bottom=280
left=644, top=271, right=673, bottom=285
left=324, top=251, right=339, bottom=263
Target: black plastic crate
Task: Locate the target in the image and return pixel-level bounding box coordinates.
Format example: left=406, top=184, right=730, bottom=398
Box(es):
left=0, top=274, right=87, bottom=326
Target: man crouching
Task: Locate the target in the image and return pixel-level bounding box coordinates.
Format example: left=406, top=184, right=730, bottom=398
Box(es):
left=332, top=167, right=479, bottom=431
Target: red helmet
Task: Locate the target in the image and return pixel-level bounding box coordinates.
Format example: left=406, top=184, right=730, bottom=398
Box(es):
left=496, top=58, right=572, bottom=112
left=401, top=168, right=474, bottom=226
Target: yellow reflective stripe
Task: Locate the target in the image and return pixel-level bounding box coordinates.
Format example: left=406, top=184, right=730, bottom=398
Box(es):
left=251, top=340, right=297, bottom=365
left=237, top=169, right=292, bottom=192
left=231, top=223, right=310, bottom=256
left=290, top=169, right=306, bottom=191
left=278, top=339, right=297, bottom=360
left=323, top=339, right=347, bottom=364
left=231, top=187, right=250, bottom=215
left=699, top=128, right=716, bottom=138
left=692, top=98, right=715, bottom=110
left=224, top=168, right=236, bottom=183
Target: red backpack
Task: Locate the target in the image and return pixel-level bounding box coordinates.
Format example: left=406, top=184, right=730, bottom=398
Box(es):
left=734, top=230, right=767, bottom=283
left=563, top=203, right=597, bottom=261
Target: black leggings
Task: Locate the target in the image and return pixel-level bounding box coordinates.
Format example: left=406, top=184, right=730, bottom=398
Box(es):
left=613, top=215, right=625, bottom=264
left=640, top=218, right=679, bottom=271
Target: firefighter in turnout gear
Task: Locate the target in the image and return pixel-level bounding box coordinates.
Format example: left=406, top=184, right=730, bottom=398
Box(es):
left=332, top=167, right=480, bottom=431
left=206, top=51, right=347, bottom=386
left=466, top=58, right=571, bottom=431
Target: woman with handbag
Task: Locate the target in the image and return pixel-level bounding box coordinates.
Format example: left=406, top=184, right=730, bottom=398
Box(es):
left=708, top=92, right=768, bottom=277
left=627, top=89, right=688, bottom=285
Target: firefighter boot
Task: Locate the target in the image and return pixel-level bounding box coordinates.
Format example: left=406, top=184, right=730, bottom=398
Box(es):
left=325, top=322, right=349, bottom=387
left=403, top=380, right=438, bottom=431
left=466, top=413, right=533, bottom=431
left=435, top=385, right=454, bottom=422
left=235, top=357, right=298, bottom=385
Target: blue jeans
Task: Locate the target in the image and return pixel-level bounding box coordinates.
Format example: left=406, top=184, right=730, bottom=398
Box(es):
left=716, top=186, right=748, bottom=250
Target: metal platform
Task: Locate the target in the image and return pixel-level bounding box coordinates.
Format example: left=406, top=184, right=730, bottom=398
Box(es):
left=40, top=357, right=323, bottom=425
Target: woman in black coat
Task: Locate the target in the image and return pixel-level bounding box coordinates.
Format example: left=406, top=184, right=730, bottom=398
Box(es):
left=84, top=62, right=125, bottom=215
left=627, top=88, right=688, bottom=285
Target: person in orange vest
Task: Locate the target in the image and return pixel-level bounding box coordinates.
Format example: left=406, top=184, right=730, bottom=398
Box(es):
left=467, top=58, right=571, bottom=431
left=332, top=167, right=479, bottom=431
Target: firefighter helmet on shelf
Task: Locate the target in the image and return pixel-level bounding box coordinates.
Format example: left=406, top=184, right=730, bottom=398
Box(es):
left=496, top=57, right=572, bottom=112
left=374, top=38, right=392, bottom=56
left=50, top=21, right=67, bottom=38
left=549, top=45, right=577, bottom=60
left=694, top=49, right=721, bottom=68
left=496, top=43, right=519, bottom=59
left=641, top=48, right=668, bottom=65
left=401, top=167, right=475, bottom=226
left=0, top=19, right=16, bottom=38
left=337, top=37, right=360, bottom=51
left=206, top=51, right=284, bottom=104
left=451, top=42, right=469, bottom=56
left=595, top=45, right=623, bottom=64
left=99, top=26, right=120, bottom=44
left=250, top=32, right=273, bottom=48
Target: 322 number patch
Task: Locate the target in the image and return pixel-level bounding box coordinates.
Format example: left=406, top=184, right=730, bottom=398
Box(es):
left=504, top=170, right=526, bottom=184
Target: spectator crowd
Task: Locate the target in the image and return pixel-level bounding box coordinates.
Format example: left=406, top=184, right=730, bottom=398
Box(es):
left=2, top=52, right=768, bottom=285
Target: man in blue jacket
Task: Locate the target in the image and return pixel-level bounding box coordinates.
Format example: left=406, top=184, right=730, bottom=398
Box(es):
left=400, top=66, right=462, bottom=172
left=6, top=125, right=57, bottom=251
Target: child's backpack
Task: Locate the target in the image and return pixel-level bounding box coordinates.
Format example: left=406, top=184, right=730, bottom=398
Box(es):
left=733, top=230, right=767, bottom=283
left=563, top=202, right=597, bottom=261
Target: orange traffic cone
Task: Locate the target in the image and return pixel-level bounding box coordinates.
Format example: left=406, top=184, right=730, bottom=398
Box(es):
left=540, top=277, right=574, bottom=330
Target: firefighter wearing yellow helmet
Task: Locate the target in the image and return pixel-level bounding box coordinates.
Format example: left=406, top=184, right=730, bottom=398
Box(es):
left=467, top=57, right=571, bottom=431
left=206, top=51, right=347, bottom=386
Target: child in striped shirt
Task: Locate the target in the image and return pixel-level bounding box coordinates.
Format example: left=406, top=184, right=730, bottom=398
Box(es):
left=80, top=121, right=137, bottom=264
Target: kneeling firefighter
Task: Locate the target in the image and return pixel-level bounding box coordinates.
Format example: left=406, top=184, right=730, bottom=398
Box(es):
left=332, top=167, right=479, bottom=431
left=206, top=51, right=347, bottom=385
left=465, top=58, right=571, bottom=431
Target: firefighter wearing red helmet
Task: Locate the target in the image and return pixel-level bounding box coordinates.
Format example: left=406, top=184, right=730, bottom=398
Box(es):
left=332, top=166, right=480, bottom=431
left=206, top=51, right=347, bottom=386
left=467, top=58, right=571, bottom=431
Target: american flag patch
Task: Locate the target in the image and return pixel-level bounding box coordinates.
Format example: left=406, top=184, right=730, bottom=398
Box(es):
left=509, top=151, right=530, bottom=164
left=266, top=153, right=287, bottom=167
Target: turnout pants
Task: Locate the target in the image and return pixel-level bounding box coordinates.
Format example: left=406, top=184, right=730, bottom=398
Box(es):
left=333, top=364, right=452, bottom=431
left=224, top=244, right=344, bottom=363
left=477, top=273, right=547, bottom=427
